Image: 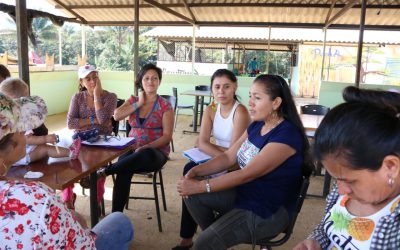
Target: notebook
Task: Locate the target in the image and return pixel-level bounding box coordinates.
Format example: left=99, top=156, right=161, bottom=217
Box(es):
left=183, top=148, right=212, bottom=164
left=82, top=136, right=136, bottom=149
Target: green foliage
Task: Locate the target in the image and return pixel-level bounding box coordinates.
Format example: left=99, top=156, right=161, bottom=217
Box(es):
left=0, top=21, right=157, bottom=70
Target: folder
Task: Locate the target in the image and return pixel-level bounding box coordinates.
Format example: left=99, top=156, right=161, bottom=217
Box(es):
left=183, top=148, right=212, bottom=164
left=82, top=136, right=136, bottom=149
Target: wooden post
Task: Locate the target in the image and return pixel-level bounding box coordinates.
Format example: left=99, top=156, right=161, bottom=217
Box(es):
left=355, top=0, right=367, bottom=87
left=16, top=0, right=30, bottom=88
left=134, top=0, right=139, bottom=95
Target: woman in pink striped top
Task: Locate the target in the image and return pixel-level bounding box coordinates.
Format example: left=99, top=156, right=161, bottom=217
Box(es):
left=64, top=65, right=117, bottom=210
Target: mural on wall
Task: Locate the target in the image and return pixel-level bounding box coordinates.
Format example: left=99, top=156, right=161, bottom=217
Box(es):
left=297, top=44, right=400, bottom=97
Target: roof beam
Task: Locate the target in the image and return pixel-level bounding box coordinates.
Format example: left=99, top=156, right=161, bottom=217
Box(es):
left=63, top=3, right=400, bottom=9
left=182, top=0, right=197, bottom=23
left=83, top=21, right=400, bottom=31
left=52, top=0, right=88, bottom=24
left=143, top=0, right=195, bottom=24
left=325, top=0, right=358, bottom=28
left=325, top=0, right=338, bottom=25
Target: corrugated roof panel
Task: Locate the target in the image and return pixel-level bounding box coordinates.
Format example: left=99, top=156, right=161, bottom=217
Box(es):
left=47, top=0, right=400, bottom=28
left=143, top=26, right=400, bottom=45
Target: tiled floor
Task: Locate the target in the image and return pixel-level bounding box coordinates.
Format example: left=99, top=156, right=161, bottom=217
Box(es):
left=45, top=111, right=327, bottom=250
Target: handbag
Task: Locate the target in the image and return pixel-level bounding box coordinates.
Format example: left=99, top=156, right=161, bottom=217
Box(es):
left=72, top=128, right=100, bottom=142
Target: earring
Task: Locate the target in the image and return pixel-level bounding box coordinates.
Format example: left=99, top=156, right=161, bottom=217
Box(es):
left=388, top=178, right=395, bottom=188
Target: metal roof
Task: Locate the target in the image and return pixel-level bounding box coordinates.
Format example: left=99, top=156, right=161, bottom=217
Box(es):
left=47, top=0, right=400, bottom=30
left=143, top=26, right=400, bottom=45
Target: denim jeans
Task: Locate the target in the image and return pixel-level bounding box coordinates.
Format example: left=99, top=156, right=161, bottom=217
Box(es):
left=92, top=212, right=134, bottom=250
left=185, top=190, right=289, bottom=250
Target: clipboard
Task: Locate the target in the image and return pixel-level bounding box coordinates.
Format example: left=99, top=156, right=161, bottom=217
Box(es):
left=82, top=137, right=136, bottom=149
left=183, top=148, right=212, bottom=164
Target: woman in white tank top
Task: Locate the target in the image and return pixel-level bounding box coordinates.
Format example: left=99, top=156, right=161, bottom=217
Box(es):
left=172, top=69, right=250, bottom=250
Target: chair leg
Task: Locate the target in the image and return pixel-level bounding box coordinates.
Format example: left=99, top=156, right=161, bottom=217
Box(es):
left=125, top=193, right=130, bottom=209
left=101, top=197, right=105, bottom=217
left=174, top=110, right=179, bottom=131
left=159, top=170, right=167, bottom=211
left=170, top=139, right=175, bottom=152
left=152, top=171, right=162, bottom=232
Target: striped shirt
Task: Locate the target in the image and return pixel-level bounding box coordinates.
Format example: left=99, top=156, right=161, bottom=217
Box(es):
left=67, top=90, right=117, bottom=135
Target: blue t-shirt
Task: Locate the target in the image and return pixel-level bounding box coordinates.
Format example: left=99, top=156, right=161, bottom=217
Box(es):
left=235, top=120, right=303, bottom=218
left=249, top=60, right=258, bottom=71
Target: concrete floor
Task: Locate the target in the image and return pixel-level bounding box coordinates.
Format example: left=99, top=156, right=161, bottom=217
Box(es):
left=45, top=109, right=328, bottom=250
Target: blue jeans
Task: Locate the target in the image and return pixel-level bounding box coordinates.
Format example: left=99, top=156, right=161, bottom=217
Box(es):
left=92, top=212, right=134, bottom=250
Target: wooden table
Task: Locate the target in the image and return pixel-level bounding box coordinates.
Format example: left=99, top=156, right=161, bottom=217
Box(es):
left=180, top=90, right=212, bottom=133
left=301, top=114, right=324, bottom=131
left=6, top=145, right=130, bottom=226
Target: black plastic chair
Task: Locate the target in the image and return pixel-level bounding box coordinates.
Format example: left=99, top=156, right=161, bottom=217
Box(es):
left=160, top=94, right=177, bottom=152
left=111, top=98, right=126, bottom=136
left=300, top=104, right=330, bottom=115
left=246, top=176, right=310, bottom=249
left=195, top=85, right=211, bottom=124
left=173, top=87, right=195, bottom=131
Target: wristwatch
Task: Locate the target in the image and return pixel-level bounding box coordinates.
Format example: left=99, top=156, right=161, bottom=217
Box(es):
left=205, top=178, right=211, bottom=193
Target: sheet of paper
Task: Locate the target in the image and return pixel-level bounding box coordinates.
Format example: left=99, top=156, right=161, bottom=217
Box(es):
left=183, top=148, right=212, bottom=164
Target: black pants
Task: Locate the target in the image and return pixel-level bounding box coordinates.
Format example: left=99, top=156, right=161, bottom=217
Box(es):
left=179, top=161, right=199, bottom=238
left=105, top=148, right=168, bottom=212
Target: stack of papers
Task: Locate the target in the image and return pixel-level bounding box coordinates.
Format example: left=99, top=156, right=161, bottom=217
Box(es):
left=183, top=148, right=212, bottom=164
left=82, top=137, right=136, bottom=149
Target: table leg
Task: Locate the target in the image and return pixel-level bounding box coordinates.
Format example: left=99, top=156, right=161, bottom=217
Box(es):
left=90, top=172, right=99, bottom=227
left=193, top=96, right=199, bottom=132
left=199, top=96, right=205, bottom=125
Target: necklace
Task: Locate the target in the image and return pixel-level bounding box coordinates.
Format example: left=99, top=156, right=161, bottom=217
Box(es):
left=262, top=118, right=283, bottom=135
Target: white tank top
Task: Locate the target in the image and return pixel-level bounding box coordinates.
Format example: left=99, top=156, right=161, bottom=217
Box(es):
left=212, top=101, right=240, bottom=148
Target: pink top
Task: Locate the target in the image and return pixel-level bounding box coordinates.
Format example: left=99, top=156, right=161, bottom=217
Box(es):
left=0, top=180, right=96, bottom=249
left=128, top=95, right=172, bottom=156
left=67, top=90, right=117, bottom=135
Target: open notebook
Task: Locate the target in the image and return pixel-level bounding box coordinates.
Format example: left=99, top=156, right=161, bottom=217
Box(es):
left=183, top=148, right=212, bottom=164
left=82, top=136, right=135, bottom=149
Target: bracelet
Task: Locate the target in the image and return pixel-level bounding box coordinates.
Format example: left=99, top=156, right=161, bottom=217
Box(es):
left=205, top=178, right=211, bottom=193
left=132, top=102, right=139, bottom=110
left=90, top=115, right=95, bottom=126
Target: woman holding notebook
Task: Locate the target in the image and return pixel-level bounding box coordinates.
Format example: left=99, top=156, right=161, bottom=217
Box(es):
left=172, top=69, right=250, bottom=250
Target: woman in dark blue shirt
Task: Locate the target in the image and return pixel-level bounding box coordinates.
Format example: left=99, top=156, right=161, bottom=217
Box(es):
left=177, top=74, right=312, bottom=250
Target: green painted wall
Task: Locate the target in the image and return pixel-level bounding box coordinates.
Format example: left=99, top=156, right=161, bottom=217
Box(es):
left=319, top=81, right=400, bottom=108
left=26, top=71, right=257, bottom=116
left=30, top=71, right=77, bottom=115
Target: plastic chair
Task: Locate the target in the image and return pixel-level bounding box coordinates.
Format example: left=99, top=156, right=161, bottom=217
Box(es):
left=173, top=87, right=195, bottom=130
left=300, top=104, right=330, bottom=115
left=195, top=85, right=211, bottom=124
left=160, top=94, right=177, bottom=152
left=246, top=176, right=310, bottom=249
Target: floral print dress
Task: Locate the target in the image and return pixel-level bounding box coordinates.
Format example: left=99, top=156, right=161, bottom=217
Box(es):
left=0, top=179, right=96, bottom=249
